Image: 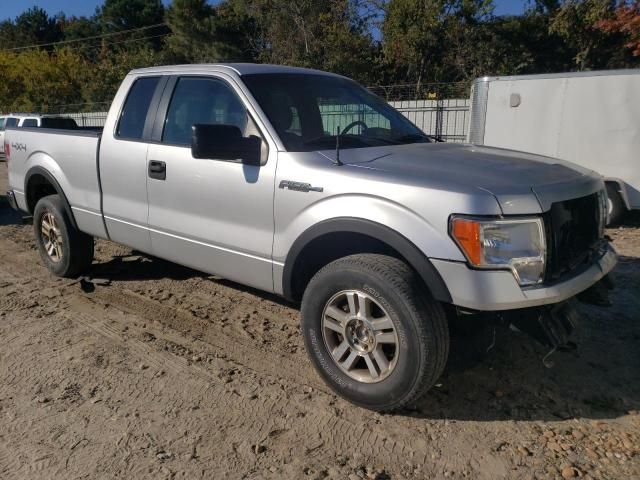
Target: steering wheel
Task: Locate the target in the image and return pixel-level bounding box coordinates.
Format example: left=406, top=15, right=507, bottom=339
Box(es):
left=340, top=120, right=368, bottom=136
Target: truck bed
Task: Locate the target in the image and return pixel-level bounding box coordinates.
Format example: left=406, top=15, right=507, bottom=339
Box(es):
left=6, top=127, right=108, bottom=239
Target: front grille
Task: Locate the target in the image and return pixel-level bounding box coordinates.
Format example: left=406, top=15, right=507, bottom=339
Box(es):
left=544, top=192, right=602, bottom=282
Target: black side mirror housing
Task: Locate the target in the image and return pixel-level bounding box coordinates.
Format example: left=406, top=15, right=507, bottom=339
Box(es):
left=191, top=124, right=261, bottom=166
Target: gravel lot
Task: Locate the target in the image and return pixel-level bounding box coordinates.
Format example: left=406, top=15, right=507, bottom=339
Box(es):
left=0, top=161, right=638, bottom=479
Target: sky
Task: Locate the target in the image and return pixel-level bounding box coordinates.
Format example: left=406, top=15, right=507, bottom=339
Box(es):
left=1, top=0, right=530, bottom=23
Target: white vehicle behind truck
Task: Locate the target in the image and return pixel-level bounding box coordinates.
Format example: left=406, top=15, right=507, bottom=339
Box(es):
left=468, top=69, right=640, bottom=223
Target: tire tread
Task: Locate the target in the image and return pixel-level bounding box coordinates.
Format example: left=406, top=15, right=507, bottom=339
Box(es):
left=303, top=253, right=449, bottom=411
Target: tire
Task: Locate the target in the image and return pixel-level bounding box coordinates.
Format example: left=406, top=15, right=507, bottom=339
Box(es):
left=33, top=194, right=94, bottom=278
left=606, top=183, right=625, bottom=226
left=301, top=253, right=449, bottom=411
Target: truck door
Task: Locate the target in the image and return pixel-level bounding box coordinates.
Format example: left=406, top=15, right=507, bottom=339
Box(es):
left=99, top=75, right=166, bottom=253
left=145, top=75, right=277, bottom=292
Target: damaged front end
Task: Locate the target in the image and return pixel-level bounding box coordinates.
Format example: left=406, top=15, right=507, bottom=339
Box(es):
left=502, top=275, right=614, bottom=365
left=454, top=275, right=615, bottom=366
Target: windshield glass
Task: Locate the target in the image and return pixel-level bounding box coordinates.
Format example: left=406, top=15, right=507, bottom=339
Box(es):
left=242, top=73, right=430, bottom=152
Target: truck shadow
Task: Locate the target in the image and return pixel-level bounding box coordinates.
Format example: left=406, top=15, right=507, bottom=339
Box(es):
left=86, top=249, right=640, bottom=422
left=0, top=195, right=23, bottom=226
left=88, top=252, right=295, bottom=308
left=412, top=256, right=640, bottom=421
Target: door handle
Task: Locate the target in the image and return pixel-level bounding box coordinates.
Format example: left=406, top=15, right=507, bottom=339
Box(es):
left=148, top=160, right=166, bottom=180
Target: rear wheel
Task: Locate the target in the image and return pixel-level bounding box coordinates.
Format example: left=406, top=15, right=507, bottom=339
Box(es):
left=301, top=254, right=449, bottom=411
left=33, top=194, right=94, bottom=278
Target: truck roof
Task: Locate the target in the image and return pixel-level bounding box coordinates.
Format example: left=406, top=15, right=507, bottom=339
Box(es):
left=129, top=63, right=344, bottom=78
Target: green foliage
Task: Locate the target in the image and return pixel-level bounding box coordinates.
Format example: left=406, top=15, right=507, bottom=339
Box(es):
left=226, top=0, right=379, bottom=83
left=98, top=0, right=165, bottom=30
left=550, top=0, right=635, bottom=69
left=0, top=0, right=638, bottom=112
left=0, top=47, right=87, bottom=112
left=164, top=0, right=255, bottom=62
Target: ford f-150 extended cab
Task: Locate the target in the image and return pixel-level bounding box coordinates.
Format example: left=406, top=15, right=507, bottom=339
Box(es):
left=5, top=64, right=617, bottom=411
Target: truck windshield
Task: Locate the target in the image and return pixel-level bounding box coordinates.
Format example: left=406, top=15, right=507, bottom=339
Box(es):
left=242, top=73, right=430, bottom=152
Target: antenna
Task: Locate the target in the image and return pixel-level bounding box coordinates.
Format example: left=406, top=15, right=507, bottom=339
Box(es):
left=334, top=125, right=343, bottom=166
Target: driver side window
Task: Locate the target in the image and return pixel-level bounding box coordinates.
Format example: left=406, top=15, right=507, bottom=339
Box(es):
left=162, top=77, right=248, bottom=146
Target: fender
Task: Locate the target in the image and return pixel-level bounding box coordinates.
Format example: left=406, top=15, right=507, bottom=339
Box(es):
left=604, top=178, right=631, bottom=210
left=282, top=217, right=452, bottom=304
left=24, top=166, right=78, bottom=230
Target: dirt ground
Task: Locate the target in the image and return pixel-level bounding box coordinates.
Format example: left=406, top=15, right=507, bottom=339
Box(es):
left=0, top=161, right=638, bottom=480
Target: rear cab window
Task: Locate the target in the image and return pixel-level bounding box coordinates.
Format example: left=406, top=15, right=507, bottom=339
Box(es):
left=116, top=76, right=161, bottom=140
left=5, top=118, right=18, bottom=128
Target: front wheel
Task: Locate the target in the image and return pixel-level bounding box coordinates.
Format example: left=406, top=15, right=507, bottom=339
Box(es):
left=33, top=194, right=94, bottom=278
left=301, top=254, right=449, bottom=411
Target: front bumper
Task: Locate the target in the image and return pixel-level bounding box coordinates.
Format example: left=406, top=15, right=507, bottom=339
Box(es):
left=432, top=243, right=617, bottom=311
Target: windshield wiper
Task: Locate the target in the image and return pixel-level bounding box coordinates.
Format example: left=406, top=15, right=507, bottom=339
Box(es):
left=303, top=134, right=372, bottom=148
left=392, top=133, right=433, bottom=143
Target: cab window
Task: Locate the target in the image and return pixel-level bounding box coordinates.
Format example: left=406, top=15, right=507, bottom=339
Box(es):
left=5, top=118, right=18, bottom=128
left=21, top=118, right=38, bottom=128
left=117, top=76, right=160, bottom=140
left=162, top=77, right=248, bottom=146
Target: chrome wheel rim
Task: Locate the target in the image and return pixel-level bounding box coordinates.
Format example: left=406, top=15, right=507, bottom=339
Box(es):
left=41, top=212, right=63, bottom=263
left=321, top=290, right=399, bottom=383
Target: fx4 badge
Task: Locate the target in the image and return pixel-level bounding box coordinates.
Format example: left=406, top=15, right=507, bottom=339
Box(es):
left=11, top=142, right=27, bottom=152
left=279, top=180, right=323, bottom=193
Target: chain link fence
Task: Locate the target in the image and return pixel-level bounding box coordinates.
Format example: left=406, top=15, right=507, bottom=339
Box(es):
left=369, top=82, right=471, bottom=142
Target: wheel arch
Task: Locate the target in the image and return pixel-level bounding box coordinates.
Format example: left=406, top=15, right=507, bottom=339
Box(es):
left=281, top=217, right=452, bottom=304
left=25, top=166, right=78, bottom=230
left=604, top=178, right=631, bottom=210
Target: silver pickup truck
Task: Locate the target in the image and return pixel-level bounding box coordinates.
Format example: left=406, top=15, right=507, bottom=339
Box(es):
left=5, top=64, right=616, bottom=411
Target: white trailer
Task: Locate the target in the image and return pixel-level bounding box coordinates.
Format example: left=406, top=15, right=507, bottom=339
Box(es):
left=468, top=69, right=640, bottom=223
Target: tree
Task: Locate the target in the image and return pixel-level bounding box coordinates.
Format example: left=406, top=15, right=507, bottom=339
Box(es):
left=97, top=0, right=167, bottom=50
left=14, top=6, right=63, bottom=47
left=229, top=0, right=378, bottom=83
left=98, top=0, right=165, bottom=30
left=58, top=15, right=102, bottom=59
left=0, top=47, right=87, bottom=112
left=82, top=48, right=162, bottom=105
left=595, top=0, right=640, bottom=56
left=0, top=7, right=63, bottom=50
left=164, top=0, right=256, bottom=62
left=549, top=0, right=630, bottom=70
left=381, top=0, right=494, bottom=85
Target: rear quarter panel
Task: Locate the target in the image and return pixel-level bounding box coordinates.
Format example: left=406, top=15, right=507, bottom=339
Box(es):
left=6, top=128, right=106, bottom=237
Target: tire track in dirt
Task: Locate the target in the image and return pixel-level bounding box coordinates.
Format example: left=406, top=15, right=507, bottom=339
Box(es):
left=63, top=294, right=434, bottom=469
left=0, top=238, right=326, bottom=393
left=0, top=442, right=22, bottom=480
left=88, top=286, right=327, bottom=392
left=0, top=237, right=441, bottom=475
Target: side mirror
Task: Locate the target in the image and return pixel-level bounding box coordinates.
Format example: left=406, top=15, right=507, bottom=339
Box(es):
left=191, top=124, right=261, bottom=166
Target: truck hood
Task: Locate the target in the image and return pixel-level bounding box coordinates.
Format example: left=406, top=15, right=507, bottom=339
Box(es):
left=326, top=142, right=603, bottom=214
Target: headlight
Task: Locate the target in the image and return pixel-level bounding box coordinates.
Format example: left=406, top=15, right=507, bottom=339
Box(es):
left=450, top=216, right=546, bottom=286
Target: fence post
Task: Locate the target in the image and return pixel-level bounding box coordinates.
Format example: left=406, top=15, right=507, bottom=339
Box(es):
left=435, top=98, right=444, bottom=141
